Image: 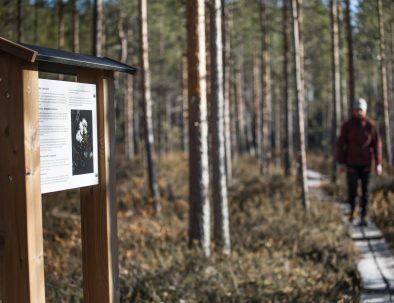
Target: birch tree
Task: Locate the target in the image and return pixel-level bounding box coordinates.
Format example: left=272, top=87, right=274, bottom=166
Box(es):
left=93, top=0, right=105, bottom=56
left=291, top=0, right=309, bottom=210
left=139, top=0, right=161, bottom=214
left=209, top=0, right=231, bottom=254
left=187, top=0, right=210, bottom=257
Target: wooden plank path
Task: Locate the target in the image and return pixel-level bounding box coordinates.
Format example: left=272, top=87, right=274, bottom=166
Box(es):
left=307, top=170, right=394, bottom=303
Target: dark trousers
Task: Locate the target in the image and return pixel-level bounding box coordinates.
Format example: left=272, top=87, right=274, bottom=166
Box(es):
left=347, top=165, right=371, bottom=218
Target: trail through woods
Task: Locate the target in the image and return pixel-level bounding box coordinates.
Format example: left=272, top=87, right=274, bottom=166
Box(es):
left=307, top=170, right=394, bottom=303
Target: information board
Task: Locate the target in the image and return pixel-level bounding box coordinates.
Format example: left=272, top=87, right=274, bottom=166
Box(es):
left=39, top=79, right=99, bottom=194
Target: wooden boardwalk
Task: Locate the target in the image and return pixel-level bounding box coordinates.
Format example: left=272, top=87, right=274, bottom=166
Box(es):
left=307, top=170, right=394, bottom=303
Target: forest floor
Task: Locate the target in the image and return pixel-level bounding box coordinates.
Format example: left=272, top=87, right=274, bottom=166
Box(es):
left=43, top=153, right=361, bottom=302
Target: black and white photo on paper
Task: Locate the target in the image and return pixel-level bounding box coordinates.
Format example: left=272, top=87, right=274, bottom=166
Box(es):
left=71, top=109, right=94, bottom=175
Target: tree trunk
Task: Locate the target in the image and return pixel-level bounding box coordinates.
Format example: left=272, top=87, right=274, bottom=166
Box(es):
left=283, top=0, right=293, bottom=176
left=182, top=55, right=189, bottom=152
left=274, top=86, right=281, bottom=168
left=377, top=0, right=393, bottom=171
left=235, top=61, right=247, bottom=155
left=260, top=0, right=272, bottom=175
left=291, top=0, right=309, bottom=210
left=222, top=0, right=232, bottom=183
left=209, top=0, right=231, bottom=254
left=93, top=0, right=105, bottom=56
left=72, top=0, right=80, bottom=53
left=253, top=55, right=262, bottom=163
left=338, top=1, right=348, bottom=121
left=34, top=0, right=39, bottom=44
left=58, top=0, right=65, bottom=50
left=330, top=0, right=341, bottom=183
left=139, top=0, right=161, bottom=214
left=345, top=0, right=355, bottom=112
left=16, top=0, right=22, bottom=42
left=187, top=0, right=211, bottom=257
left=125, top=21, right=135, bottom=159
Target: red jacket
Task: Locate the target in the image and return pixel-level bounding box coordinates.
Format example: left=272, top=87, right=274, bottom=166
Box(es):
left=336, top=116, right=382, bottom=167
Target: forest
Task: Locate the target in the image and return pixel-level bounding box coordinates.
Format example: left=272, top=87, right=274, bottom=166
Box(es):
left=1, top=0, right=394, bottom=302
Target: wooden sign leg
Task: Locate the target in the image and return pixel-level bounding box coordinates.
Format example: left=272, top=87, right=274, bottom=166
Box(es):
left=77, top=70, right=119, bottom=303
left=0, top=54, right=45, bottom=302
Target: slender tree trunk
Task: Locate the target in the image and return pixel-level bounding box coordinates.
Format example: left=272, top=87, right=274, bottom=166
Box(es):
left=253, top=55, right=262, bottom=163
left=235, top=61, right=247, bottom=154
left=274, top=86, right=281, bottom=168
left=93, top=0, right=105, bottom=56
left=58, top=0, right=65, bottom=80
left=222, top=0, right=232, bottom=183
left=34, top=0, right=39, bottom=44
left=124, top=22, right=135, bottom=159
left=187, top=0, right=211, bottom=257
left=377, top=0, right=393, bottom=171
left=209, top=0, right=231, bottom=254
left=338, top=1, right=348, bottom=121
left=139, top=0, right=161, bottom=214
left=390, top=10, right=394, bottom=158
left=72, top=0, right=80, bottom=53
left=182, top=55, right=189, bottom=152
left=283, top=0, right=293, bottom=176
left=260, top=0, right=272, bottom=175
left=291, top=0, right=309, bottom=210
left=58, top=0, right=65, bottom=49
left=331, top=0, right=341, bottom=182
left=16, top=0, right=22, bottom=42
left=345, top=0, right=355, bottom=111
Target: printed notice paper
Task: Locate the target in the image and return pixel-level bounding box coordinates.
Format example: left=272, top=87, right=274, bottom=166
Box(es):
left=39, top=79, right=99, bottom=194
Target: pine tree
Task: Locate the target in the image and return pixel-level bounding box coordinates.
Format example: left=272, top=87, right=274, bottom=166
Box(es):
left=209, top=0, right=231, bottom=254
left=187, top=0, right=211, bottom=257
left=139, top=0, right=161, bottom=214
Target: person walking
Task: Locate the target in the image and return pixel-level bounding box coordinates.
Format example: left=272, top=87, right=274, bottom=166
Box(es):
left=336, top=98, right=382, bottom=225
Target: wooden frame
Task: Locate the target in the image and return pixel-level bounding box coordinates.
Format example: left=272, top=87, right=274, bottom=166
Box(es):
left=0, top=38, right=122, bottom=303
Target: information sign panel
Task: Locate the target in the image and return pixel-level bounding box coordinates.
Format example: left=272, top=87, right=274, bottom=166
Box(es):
left=39, top=79, right=99, bottom=194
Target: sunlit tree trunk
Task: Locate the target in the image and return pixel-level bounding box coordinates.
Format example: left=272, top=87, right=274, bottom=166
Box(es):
left=139, top=0, right=161, bottom=214
left=331, top=0, right=341, bottom=183
left=122, top=17, right=135, bottom=159
left=260, top=0, right=272, bottom=175
left=72, top=0, right=80, bottom=53
left=187, top=0, right=211, bottom=257
left=291, top=0, right=309, bottom=210
left=345, top=0, right=355, bottom=112
left=283, top=0, right=293, bottom=176
left=377, top=0, right=393, bottom=172
left=222, top=0, right=232, bottom=182
left=209, top=0, right=231, bottom=254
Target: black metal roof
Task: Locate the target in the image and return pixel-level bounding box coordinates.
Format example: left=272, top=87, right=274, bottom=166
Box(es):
left=22, top=43, right=138, bottom=75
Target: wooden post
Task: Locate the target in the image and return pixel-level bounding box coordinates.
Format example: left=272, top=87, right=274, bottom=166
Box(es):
left=77, top=69, right=119, bottom=303
left=0, top=53, right=45, bottom=302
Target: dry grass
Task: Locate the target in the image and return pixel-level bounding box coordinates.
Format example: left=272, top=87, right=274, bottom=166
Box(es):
left=42, top=153, right=359, bottom=302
